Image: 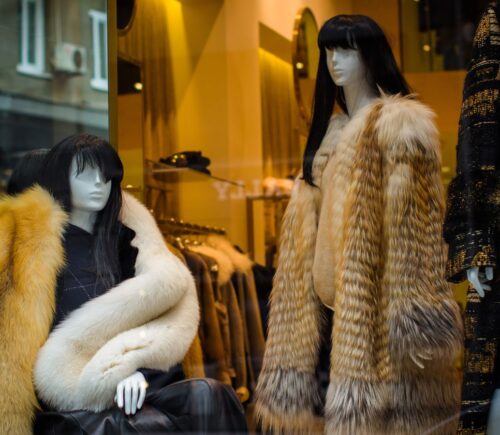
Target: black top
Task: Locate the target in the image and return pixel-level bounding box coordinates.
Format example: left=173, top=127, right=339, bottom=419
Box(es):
left=53, top=223, right=138, bottom=328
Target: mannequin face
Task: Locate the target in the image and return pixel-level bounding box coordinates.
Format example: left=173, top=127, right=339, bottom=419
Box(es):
left=69, top=157, right=112, bottom=213
left=326, top=47, right=366, bottom=87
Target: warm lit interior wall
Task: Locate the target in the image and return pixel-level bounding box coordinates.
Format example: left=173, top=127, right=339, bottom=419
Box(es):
left=258, top=0, right=353, bottom=39
left=148, top=0, right=353, bottom=255
left=117, top=93, right=144, bottom=198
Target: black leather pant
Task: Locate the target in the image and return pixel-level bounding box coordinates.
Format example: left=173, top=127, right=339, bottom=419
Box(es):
left=34, top=378, right=248, bottom=434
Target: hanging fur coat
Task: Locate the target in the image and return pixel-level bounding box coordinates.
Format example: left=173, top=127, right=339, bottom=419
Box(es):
left=255, top=95, right=463, bottom=435
left=0, top=186, right=199, bottom=434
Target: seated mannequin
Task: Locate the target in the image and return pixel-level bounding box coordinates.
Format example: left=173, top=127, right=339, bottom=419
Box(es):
left=0, top=136, right=247, bottom=434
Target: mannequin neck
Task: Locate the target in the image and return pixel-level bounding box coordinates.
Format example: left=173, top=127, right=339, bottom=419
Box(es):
left=70, top=209, right=98, bottom=234
left=342, top=80, right=378, bottom=118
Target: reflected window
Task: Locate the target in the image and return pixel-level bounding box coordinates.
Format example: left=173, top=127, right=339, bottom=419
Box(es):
left=401, top=0, right=490, bottom=72
left=89, top=9, right=107, bottom=91
left=17, top=0, right=48, bottom=77
left=0, top=0, right=109, bottom=190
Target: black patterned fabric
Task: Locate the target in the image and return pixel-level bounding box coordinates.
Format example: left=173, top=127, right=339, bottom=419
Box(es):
left=444, top=2, right=500, bottom=284
left=444, top=3, right=500, bottom=433
left=457, top=278, right=500, bottom=434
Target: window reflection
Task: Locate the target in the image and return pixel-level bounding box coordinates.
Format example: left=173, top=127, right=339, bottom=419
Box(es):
left=0, top=0, right=109, bottom=190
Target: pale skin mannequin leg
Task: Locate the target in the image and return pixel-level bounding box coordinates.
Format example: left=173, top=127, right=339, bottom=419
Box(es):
left=69, top=157, right=147, bottom=415
left=326, top=46, right=431, bottom=369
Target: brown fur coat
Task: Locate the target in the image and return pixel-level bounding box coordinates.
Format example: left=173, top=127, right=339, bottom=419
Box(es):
left=255, top=95, right=463, bottom=435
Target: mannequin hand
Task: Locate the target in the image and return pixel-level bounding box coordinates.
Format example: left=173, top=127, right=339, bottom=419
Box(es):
left=409, top=350, right=432, bottom=369
left=115, top=371, right=148, bottom=415
left=467, top=267, right=494, bottom=297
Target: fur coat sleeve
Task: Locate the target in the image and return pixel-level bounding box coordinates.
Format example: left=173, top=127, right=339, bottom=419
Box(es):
left=34, top=193, right=200, bottom=412
left=377, top=97, right=463, bottom=360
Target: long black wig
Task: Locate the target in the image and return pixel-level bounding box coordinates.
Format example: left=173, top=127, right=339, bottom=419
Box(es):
left=302, top=14, right=412, bottom=186
left=39, top=134, right=124, bottom=290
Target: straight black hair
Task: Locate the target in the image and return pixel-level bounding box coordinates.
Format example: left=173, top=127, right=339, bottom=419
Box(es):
left=39, top=134, right=124, bottom=290
left=7, top=149, right=48, bottom=195
left=302, top=14, right=412, bottom=186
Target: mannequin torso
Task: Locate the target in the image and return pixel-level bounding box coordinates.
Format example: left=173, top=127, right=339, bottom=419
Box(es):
left=58, top=157, right=148, bottom=415
left=324, top=46, right=431, bottom=369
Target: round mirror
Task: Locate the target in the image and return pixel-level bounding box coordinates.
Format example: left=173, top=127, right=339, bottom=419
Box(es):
left=292, top=8, right=319, bottom=125
left=117, top=0, right=136, bottom=33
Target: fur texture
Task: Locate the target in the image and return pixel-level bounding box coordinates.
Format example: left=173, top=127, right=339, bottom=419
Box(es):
left=255, top=95, right=463, bottom=434
left=33, top=193, right=199, bottom=412
left=0, top=187, right=67, bottom=435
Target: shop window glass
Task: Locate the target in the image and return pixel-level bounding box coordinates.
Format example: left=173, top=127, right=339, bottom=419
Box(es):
left=400, top=0, right=491, bottom=71
left=0, top=0, right=109, bottom=190
left=17, top=0, right=48, bottom=77
left=89, top=9, right=108, bottom=91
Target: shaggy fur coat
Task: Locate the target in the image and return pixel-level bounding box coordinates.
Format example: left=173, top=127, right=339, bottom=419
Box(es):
left=255, top=95, right=464, bottom=435
left=0, top=187, right=199, bottom=434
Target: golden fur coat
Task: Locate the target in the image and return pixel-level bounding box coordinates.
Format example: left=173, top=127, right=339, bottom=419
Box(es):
left=0, top=187, right=199, bottom=434
left=255, top=95, right=463, bottom=435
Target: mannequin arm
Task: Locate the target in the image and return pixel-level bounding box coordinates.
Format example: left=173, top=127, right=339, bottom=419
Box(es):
left=467, top=266, right=494, bottom=297
left=115, top=371, right=148, bottom=415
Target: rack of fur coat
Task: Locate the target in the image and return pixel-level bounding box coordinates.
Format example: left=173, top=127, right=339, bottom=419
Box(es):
left=157, top=217, right=267, bottom=404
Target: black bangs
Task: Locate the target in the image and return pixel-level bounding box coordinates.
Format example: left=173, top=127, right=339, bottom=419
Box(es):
left=318, top=14, right=378, bottom=50
left=73, top=135, right=124, bottom=182
left=318, top=18, right=356, bottom=50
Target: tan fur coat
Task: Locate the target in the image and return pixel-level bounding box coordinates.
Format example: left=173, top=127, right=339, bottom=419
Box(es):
left=255, top=95, right=463, bottom=435
left=0, top=187, right=199, bottom=434
left=0, top=187, right=67, bottom=435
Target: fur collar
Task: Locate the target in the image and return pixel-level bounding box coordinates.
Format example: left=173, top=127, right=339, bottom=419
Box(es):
left=0, top=186, right=67, bottom=434
left=34, top=193, right=199, bottom=412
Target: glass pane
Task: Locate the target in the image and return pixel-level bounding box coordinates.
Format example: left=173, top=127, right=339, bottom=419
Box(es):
left=0, top=0, right=109, bottom=189
left=400, top=0, right=491, bottom=72
left=99, top=20, right=107, bottom=79
left=27, top=1, right=36, bottom=64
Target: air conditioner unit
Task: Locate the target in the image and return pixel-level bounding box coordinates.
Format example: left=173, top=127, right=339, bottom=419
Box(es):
left=53, top=43, right=87, bottom=75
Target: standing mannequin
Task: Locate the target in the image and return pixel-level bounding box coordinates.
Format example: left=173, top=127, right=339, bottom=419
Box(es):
left=255, top=15, right=463, bottom=435
left=444, top=2, right=500, bottom=433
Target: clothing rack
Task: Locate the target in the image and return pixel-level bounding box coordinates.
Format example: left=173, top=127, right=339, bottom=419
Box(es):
left=156, top=217, right=227, bottom=236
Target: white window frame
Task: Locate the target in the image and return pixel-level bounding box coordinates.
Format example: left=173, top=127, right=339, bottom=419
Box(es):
left=17, top=0, right=50, bottom=78
left=89, top=9, right=108, bottom=92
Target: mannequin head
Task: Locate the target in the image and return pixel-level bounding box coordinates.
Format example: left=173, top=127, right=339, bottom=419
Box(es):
left=326, top=47, right=366, bottom=87
left=302, top=14, right=411, bottom=185
left=40, top=134, right=124, bottom=288
left=69, top=156, right=112, bottom=215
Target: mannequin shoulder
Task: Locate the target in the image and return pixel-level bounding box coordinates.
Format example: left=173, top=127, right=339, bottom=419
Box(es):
left=377, top=94, right=440, bottom=157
